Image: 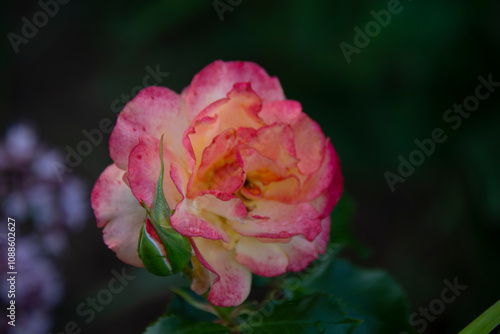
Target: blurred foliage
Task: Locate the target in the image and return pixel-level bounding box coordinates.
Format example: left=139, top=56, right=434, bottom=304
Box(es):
left=238, top=292, right=361, bottom=334
left=296, top=255, right=415, bottom=334
left=2, top=0, right=499, bottom=333
left=144, top=251, right=414, bottom=334
left=144, top=315, right=228, bottom=334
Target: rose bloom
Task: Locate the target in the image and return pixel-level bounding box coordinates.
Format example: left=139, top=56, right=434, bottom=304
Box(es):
left=91, top=61, right=343, bottom=306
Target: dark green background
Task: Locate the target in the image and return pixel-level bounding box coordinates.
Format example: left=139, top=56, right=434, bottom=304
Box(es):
left=2, top=0, right=499, bottom=333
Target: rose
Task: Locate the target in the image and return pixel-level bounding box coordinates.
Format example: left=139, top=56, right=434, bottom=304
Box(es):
left=91, top=60, right=343, bottom=307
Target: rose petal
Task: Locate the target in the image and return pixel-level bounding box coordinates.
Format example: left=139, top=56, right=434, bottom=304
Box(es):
left=310, top=146, right=344, bottom=218
left=187, top=128, right=246, bottom=197
left=170, top=161, right=190, bottom=195
left=170, top=198, right=229, bottom=242
left=191, top=237, right=252, bottom=307
left=170, top=191, right=247, bottom=242
left=182, top=116, right=217, bottom=172
left=234, top=238, right=288, bottom=277
left=197, top=129, right=240, bottom=181
left=230, top=201, right=322, bottom=241
left=183, top=83, right=264, bottom=175
left=110, top=86, right=188, bottom=170
left=259, top=100, right=302, bottom=124
left=91, top=164, right=145, bottom=267
left=247, top=123, right=298, bottom=172
left=280, top=235, right=320, bottom=272
left=238, top=147, right=284, bottom=185
left=260, top=100, right=325, bottom=175
left=262, top=175, right=301, bottom=202
left=313, top=216, right=331, bottom=254
left=234, top=216, right=331, bottom=276
left=194, top=191, right=248, bottom=219
left=184, top=60, right=285, bottom=121
left=298, top=139, right=338, bottom=205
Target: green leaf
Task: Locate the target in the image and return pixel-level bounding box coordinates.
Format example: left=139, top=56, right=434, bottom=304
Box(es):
left=459, top=300, right=500, bottom=334
left=146, top=136, right=191, bottom=274
left=238, top=293, right=361, bottom=334
left=138, top=220, right=173, bottom=276
left=167, top=292, right=218, bottom=323
left=143, top=314, right=228, bottom=334
left=298, top=256, right=415, bottom=334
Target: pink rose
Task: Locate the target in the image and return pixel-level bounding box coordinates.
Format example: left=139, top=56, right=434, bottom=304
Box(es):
left=91, top=60, right=343, bottom=306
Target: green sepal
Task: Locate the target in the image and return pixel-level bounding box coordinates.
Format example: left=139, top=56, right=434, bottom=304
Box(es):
left=140, top=135, right=192, bottom=275
left=138, top=219, right=173, bottom=276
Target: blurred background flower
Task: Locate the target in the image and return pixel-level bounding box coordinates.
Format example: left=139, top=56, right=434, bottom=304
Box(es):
left=0, top=123, right=87, bottom=334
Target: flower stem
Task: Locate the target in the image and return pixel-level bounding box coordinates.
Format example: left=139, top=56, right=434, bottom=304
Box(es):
left=171, top=288, right=217, bottom=315
left=181, top=266, right=193, bottom=281
left=459, top=300, right=500, bottom=334
left=201, top=291, right=238, bottom=330
left=212, top=304, right=234, bottom=324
